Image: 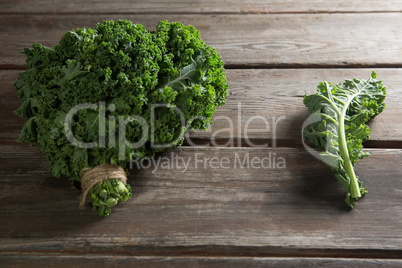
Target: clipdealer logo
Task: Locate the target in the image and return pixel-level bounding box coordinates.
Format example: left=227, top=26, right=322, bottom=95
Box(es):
left=130, top=151, right=286, bottom=174
left=64, top=101, right=287, bottom=171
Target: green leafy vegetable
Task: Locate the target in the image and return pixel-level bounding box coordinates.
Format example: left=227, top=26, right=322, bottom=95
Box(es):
left=90, top=179, right=132, bottom=216
left=14, top=20, right=228, bottom=215
left=303, top=72, right=386, bottom=208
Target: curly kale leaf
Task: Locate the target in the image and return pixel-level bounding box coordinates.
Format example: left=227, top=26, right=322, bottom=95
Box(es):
left=303, top=72, right=386, bottom=208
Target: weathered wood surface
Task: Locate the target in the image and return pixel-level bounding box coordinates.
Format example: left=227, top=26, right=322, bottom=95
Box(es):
left=1, top=255, right=402, bottom=268
left=2, top=13, right=402, bottom=68
left=0, top=144, right=401, bottom=257
left=2, top=69, right=400, bottom=146
left=2, top=0, right=402, bottom=14
left=1, top=0, right=402, bottom=266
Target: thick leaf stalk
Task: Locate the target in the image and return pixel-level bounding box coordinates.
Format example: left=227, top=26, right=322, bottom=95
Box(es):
left=90, top=179, right=132, bottom=216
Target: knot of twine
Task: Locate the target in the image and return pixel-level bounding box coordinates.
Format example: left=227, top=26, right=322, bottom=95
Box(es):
left=79, top=164, right=127, bottom=208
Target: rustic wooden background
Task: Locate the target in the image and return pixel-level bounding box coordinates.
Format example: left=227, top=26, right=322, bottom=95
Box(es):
left=1, top=1, right=401, bottom=267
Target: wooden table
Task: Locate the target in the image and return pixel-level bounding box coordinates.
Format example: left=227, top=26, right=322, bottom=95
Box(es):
left=1, top=1, right=401, bottom=266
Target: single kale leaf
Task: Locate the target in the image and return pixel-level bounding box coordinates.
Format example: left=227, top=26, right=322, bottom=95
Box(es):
left=303, top=72, right=386, bottom=208
left=14, top=20, right=228, bottom=216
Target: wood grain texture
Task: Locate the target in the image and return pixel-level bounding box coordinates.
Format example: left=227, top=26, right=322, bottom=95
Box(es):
left=2, top=13, right=402, bottom=68
left=1, top=255, right=402, bottom=268
left=1, top=1, right=402, bottom=264
left=0, top=144, right=401, bottom=257
left=2, top=0, right=402, bottom=14
left=2, top=69, right=401, bottom=145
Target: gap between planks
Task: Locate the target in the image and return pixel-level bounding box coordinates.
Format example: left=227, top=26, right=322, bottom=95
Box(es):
left=2, top=0, right=402, bottom=14
left=2, top=11, right=402, bottom=16
left=1, top=249, right=402, bottom=260
left=4, top=63, right=402, bottom=71
left=1, top=254, right=402, bottom=268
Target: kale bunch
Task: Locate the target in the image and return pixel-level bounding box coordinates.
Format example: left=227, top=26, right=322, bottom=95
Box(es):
left=14, top=20, right=228, bottom=215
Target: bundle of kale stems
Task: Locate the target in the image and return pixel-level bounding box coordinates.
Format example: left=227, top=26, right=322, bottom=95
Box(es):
left=15, top=19, right=387, bottom=216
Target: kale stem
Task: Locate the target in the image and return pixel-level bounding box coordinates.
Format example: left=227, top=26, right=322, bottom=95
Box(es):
left=339, top=93, right=361, bottom=199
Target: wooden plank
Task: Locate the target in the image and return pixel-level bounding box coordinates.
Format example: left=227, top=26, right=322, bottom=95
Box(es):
left=1, top=255, right=402, bottom=268
left=2, top=13, right=402, bottom=68
left=191, top=68, right=401, bottom=147
left=2, top=69, right=401, bottom=145
left=2, top=0, right=402, bottom=14
left=0, top=144, right=401, bottom=257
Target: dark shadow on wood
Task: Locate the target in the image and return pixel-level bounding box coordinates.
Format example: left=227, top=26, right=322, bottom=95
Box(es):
left=287, top=149, right=352, bottom=211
